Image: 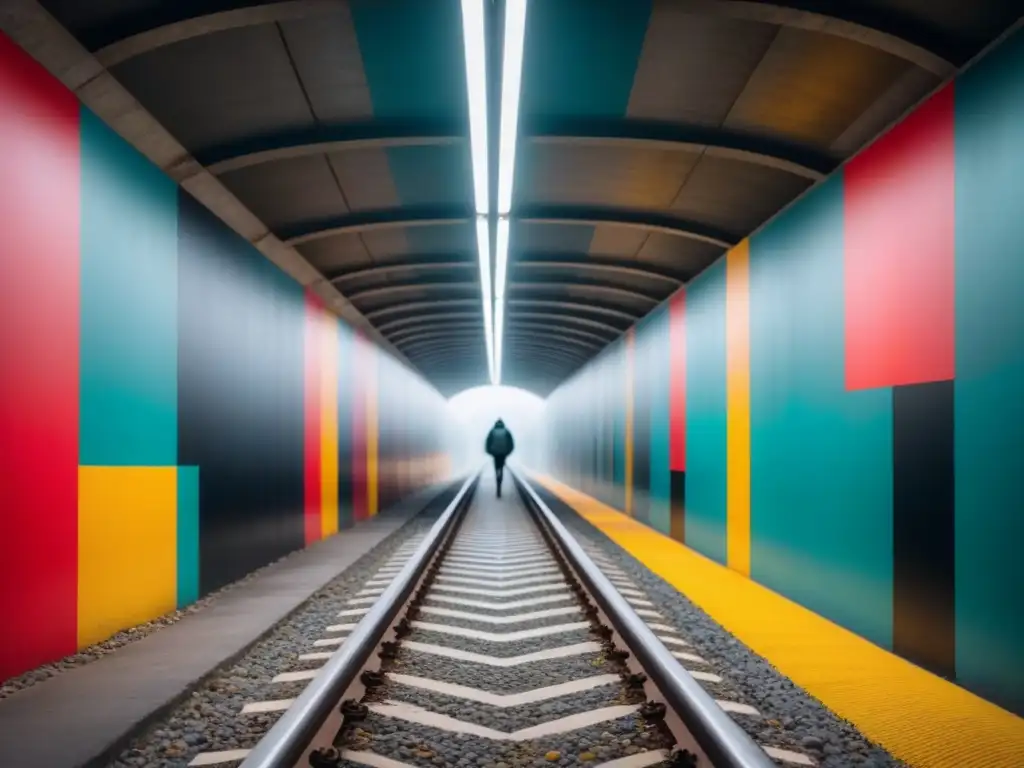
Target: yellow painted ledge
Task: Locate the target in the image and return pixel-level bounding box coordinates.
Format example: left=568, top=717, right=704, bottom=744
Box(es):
left=534, top=474, right=1024, bottom=768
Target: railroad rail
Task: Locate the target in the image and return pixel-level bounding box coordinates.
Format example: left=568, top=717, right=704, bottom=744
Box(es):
left=234, top=467, right=778, bottom=768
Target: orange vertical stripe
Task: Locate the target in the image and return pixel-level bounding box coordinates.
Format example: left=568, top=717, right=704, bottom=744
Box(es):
left=366, top=345, right=379, bottom=517
left=320, top=313, right=339, bottom=538
left=726, top=240, right=751, bottom=576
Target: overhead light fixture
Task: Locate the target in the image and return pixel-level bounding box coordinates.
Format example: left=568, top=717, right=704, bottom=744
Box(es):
left=493, top=0, right=528, bottom=386
left=459, top=0, right=494, bottom=383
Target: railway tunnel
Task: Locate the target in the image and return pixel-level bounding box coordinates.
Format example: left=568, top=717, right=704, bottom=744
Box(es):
left=1, top=1, right=1023, bottom=767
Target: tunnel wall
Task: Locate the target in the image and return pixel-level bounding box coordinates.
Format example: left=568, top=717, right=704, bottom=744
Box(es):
left=0, top=33, right=450, bottom=682
left=545, top=27, right=1024, bottom=715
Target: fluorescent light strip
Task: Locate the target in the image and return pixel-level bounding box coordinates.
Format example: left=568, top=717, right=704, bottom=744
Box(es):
left=476, top=216, right=496, bottom=384
left=494, top=216, right=510, bottom=384
left=461, top=0, right=489, bottom=215
left=460, top=0, right=493, bottom=381
left=493, top=0, right=528, bottom=384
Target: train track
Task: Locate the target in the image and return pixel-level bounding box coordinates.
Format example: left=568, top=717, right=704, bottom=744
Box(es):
left=195, top=469, right=801, bottom=768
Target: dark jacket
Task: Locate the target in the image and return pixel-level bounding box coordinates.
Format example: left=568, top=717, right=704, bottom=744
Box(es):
left=485, top=421, right=515, bottom=460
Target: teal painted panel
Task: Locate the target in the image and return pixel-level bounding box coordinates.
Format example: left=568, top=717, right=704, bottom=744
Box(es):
left=352, top=0, right=469, bottom=250
left=520, top=0, right=652, bottom=119
left=350, top=0, right=465, bottom=121
left=684, top=260, right=728, bottom=563
left=79, top=108, right=178, bottom=466
left=649, top=307, right=672, bottom=535
left=748, top=176, right=893, bottom=648
left=613, top=341, right=626, bottom=490
left=176, top=465, right=199, bottom=607
left=954, top=27, right=1024, bottom=716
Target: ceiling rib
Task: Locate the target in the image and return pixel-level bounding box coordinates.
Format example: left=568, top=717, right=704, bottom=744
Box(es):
left=348, top=279, right=662, bottom=306
left=399, top=332, right=599, bottom=356
left=366, top=298, right=637, bottom=324
left=91, top=0, right=955, bottom=81
left=390, top=323, right=610, bottom=347
left=328, top=256, right=683, bottom=286
left=280, top=206, right=737, bottom=249
left=376, top=310, right=624, bottom=337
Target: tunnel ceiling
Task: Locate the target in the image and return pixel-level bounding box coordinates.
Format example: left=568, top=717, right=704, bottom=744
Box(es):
left=36, top=0, right=1021, bottom=397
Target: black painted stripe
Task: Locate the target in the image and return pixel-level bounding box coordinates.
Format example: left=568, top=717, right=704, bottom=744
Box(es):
left=892, top=380, right=955, bottom=679
left=670, top=470, right=686, bottom=543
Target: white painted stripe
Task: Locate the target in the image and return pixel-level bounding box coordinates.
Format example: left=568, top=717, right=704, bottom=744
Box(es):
left=440, top=559, right=555, bottom=572
left=440, top=566, right=558, bottom=579
left=609, top=580, right=637, bottom=590
left=410, top=620, right=590, bottom=642
left=451, top=541, right=539, bottom=550
left=648, top=623, right=679, bottom=633
left=365, top=579, right=393, bottom=587
left=436, top=574, right=563, bottom=587
left=634, top=609, right=663, bottom=619
left=300, top=651, right=335, bottom=661
left=448, top=549, right=541, bottom=558
left=457, top=536, right=538, bottom=544
left=188, top=749, right=252, bottom=766
left=718, top=700, right=760, bottom=716
left=348, top=596, right=381, bottom=605
left=445, top=555, right=551, bottom=567
left=626, top=598, right=654, bottom=607
left=339, top=749, right=419, bottom=768
left=240, top=699, right=294, bottom=714
left=325, top=622, right=359, bottom=632
left=424, top=593, right=573, bottom=610
left=672, top=650, right=707, bottom=664
left=689, top=670, right=723, bottom=683
left=419, top=605, right=580, bottom=624
left=431, top=582, right=568, bottom=597
left=388, top=672, right=620, bottom=707
left=272, top=668, right=320, bottom=683
left=357, top=587, right=386, bottom=596
left=313, top=636, right=346, bottom=647
left=591, top=751, right=671, bottom=768
left=616, top=588, right=645, bottom=598
left=401, top=640, right=601, bottom=667
left=375, top=569, right=401, bottom=577
left=657, top=635, right=690, bottom=647
left=764, top=747, right=816, bottom=766
left=369, top=701, right=639, bottom=740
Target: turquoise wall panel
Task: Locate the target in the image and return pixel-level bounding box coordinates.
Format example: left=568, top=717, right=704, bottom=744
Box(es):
left=953, top=28, right=1024, bottom=715
left=176, top=465, right=199, bottom=607
left=79, top=107, right=178, bottom=466
left=748, top=177, right=894, bottom=648
left=684, top=260, right=727, bottom=563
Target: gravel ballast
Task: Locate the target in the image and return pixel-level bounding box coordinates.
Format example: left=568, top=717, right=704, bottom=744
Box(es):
left=534, top=485, right=906, bottom=768
left=105, top=487, right=458, bottom=768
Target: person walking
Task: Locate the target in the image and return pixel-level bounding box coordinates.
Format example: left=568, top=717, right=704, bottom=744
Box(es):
left=485, top=419, right=515, bottom=497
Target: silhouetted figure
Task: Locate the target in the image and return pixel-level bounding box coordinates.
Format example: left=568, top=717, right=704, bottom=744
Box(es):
left=485, top=419, right=515, bottom=498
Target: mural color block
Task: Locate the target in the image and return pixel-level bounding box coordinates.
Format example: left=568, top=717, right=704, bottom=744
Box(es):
left=0, top=32, right=80, bottom=679
left=668, top=291, right=687, bottom=542
left=176, top=466, right=200, bottom=608
left=726, top=241, right=751, bottom=577
left=304, top=291, right=323, bottom=545
left=320, top=312, right=340, bottom=538
left=77, top=466, right=178, bottom=648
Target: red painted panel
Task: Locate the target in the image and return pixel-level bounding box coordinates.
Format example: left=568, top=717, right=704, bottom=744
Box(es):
left=844, top=84, right=956, bottom=390
left=669, top=291, right=687, bottom=471
left=351, top=333, right=368, bottom=522
left=0, top=33, right=80, bottom=679
left=303, top=291, right=322, bottom=545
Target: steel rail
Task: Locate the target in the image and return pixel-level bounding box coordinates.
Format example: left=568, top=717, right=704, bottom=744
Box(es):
left=239, top=472, right=480, bottom=768
left=510, top=467, right=775, bottom=768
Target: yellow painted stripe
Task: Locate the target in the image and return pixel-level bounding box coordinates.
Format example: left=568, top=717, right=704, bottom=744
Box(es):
left=320, top=315, right=339, bottom=538
left=725, top=240, right=751, bottom=576
left=534, top=475, right=1024, bottom=768
left=366, top=345, right=379, bottom=517
left=624, top=330, right=635, bottom=517
left=78, top=466, right=178, bottom=648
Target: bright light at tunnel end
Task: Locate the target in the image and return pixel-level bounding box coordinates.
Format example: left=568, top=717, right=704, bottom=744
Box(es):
left=459, top=0, right=495, bottom=384
left=494, top=0, right=528, bottom=387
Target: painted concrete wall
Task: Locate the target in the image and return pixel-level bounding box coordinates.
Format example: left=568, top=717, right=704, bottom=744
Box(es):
left=0, top=32, right=450, bottom=682
left=546, top=27, right=1024, bottom=717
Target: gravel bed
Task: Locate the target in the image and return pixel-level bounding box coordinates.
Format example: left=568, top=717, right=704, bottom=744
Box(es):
left=405, top=628, right=598, bottom=659
left=376, top=678, right=643, bottom=732
left=538, top=487, right=907, bottom=768
left=105, top=487, right=459, bottom=768
left=412, top=609, right=585, bottom=633
left=339, top=711, right=673, bottom=767
left=0, top=553, right=290, bottom=701
left=389, top=649, right=611, bottom=693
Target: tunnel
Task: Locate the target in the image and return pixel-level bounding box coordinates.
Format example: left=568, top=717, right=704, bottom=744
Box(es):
left=0, top=2, right=1022, bottom=767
